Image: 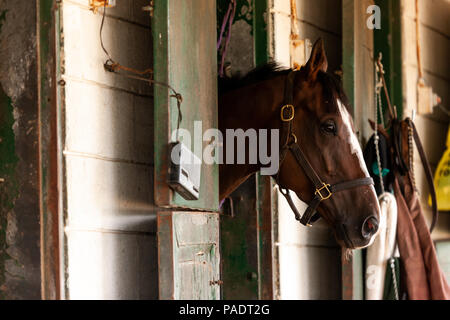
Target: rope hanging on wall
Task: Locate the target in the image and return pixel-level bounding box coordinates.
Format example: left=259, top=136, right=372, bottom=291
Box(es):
left=98, top=2, right=183, bottom=137
left=217, top=0, right=237, bottom=78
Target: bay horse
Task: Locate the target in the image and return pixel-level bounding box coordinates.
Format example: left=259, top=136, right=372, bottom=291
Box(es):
left=219, top=39, right=381, bottom=249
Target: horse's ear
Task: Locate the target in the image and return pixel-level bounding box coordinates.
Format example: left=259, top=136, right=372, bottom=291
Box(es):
left=305, top=38, right=328, bottom=81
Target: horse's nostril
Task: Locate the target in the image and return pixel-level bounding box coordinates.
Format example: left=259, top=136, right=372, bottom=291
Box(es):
left=362, top=216, right=379, bottom=239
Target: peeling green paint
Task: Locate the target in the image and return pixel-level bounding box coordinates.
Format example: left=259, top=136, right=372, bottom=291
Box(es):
left=252, top=0, right=268, bottom=67
left=0, top=9, right=20, bottom=299
left=0, top=85, right=19, bottom=299
left=221, top=212, right=259, bottom=299
left=0, top=10, right=6, bottom=25
left=220, top=177, right=259, bottom=300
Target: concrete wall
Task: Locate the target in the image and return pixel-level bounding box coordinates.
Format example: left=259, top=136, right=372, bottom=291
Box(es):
left=349, top=0, right=375, bottom=146
left=270, top=0, right=342, bottom=72
left=0, top=0, right=41, bottom=299
left=270, top=0, right=343, bottom=300
left=59, top=0, right=157, bottom=299
left=400, top=0, right=450, bottom=240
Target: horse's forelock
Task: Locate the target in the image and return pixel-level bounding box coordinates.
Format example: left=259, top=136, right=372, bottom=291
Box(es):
left=218, top=62, right=290, bottom=94
left=315, top=71, right=350, bottom=114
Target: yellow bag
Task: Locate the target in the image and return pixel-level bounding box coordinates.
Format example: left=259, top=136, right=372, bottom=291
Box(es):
left=431, top=126, right=450, bottom=211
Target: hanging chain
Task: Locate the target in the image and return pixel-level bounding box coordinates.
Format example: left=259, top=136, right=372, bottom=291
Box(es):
left=374, top=63, right=385, bottom=194
left=389, top=257, right=400, bottom=300
left=408, top=122, right=418, bottom=192
left=376, top=57, right=400, bottom=301
left=377, top=84, right=385, bottom=129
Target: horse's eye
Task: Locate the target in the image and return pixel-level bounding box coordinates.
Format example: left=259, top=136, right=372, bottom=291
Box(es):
left=321, top=120, right=337, bottom=135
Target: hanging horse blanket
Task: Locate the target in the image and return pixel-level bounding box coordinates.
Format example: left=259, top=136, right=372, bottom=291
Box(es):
left=365, top=192, right=398, bottom=300
left=394, top=174, right=450, bottom=299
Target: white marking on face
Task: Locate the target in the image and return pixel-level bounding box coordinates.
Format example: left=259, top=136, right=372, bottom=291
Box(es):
left=337, top=99, right=381, bottom=247
left=336, top=99, right=370, bottom=177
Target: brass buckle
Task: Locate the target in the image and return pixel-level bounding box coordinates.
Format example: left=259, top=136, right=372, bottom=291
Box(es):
left=281, top=105, right=295, bottom=122
left=315, top=183, right=332, bottom=201
left=290, top=133, right=297, bottom=144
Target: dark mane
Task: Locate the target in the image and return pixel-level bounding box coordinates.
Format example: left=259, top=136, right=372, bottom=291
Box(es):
left=218, top=62, right=291, bottom=94
left=218, top=62, right=350, bottom=108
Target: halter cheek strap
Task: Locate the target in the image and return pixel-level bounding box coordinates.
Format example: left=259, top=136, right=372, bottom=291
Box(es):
left=274, top=71, right=374, bottom=227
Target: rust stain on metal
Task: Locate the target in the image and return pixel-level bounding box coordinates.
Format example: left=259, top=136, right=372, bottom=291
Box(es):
left=38, top=0, right=61, bottom=299
left=89, top=0, right=115, bottom=14
left=209, top=280, right=223, bottom=286
left=289, top=0, right=305, bottom=70
left=290, top=0, right=299, bottom=41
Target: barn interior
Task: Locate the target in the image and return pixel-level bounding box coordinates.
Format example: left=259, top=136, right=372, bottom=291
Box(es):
left=0, top=0, right=449, bottom=300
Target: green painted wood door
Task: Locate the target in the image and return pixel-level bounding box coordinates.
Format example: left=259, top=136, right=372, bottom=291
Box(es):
left=153, top=0, right=219, bottom=211
left=153, top=0, right=220, bottom=300
left=158, top=212, right=221, bottom=300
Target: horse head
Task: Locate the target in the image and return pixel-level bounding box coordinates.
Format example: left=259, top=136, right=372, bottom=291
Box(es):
left=276, top=39, right=381, bottom=249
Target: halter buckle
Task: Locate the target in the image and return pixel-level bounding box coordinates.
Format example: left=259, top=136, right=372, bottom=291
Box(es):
left=281, top=105, right=295, bottom=122
left=290, top=133, right=298, bottom=144
left=315, top=183, right=332, bottom=201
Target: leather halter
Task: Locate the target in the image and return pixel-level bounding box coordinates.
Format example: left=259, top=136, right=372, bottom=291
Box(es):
left=274, top=71, right=375, bottom=227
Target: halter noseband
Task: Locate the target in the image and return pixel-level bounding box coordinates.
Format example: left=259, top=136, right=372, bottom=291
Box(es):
left=274, top=71, right=374, bottom=227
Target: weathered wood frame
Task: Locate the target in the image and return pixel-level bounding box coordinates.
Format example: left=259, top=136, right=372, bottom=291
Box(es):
left=37, top=0, right=64, bottom=300
left=153, top=0, right=219, bottom=211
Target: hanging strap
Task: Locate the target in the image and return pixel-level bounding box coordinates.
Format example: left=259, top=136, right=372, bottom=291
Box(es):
left=408, top=119, right=438, bottom=232
left=375, top=54, right=438, bottom=233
